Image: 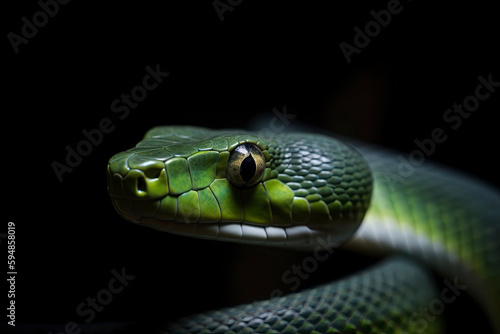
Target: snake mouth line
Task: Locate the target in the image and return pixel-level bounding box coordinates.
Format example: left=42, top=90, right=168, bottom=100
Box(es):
left=138, top=218, right=342, bottom=249
left=110, top=186, right=363, bottom=233
left=110, top=188, right=360, bottom=251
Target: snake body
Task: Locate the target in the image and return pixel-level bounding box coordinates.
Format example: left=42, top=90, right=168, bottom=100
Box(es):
left=107, top=126, right=500, bottom=333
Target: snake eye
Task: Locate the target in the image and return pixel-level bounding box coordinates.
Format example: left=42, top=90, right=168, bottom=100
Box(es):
left=226, top=143, right=265, bottom=187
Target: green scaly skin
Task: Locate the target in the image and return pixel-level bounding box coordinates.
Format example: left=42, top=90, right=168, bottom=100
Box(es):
left=107, top=126, right=500, bottom=333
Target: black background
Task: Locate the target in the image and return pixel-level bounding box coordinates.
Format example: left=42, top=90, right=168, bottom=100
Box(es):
left=3, top=0, right=500, bottom=332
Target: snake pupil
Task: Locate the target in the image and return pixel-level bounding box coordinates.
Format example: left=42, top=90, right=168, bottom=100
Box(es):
left=226, top=143, right=265, bottom=187
left=240, top=155, right=256, bottom=182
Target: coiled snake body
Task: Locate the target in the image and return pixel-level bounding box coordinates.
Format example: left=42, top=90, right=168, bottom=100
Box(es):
left=107, top=126, right=500, bottom=333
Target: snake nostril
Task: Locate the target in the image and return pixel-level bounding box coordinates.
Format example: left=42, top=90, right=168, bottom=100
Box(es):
left=137, top=177, right=147, bottom=193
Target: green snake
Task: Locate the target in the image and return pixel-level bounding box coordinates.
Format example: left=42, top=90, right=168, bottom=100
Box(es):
left=107, top=126, right=500, bottom=333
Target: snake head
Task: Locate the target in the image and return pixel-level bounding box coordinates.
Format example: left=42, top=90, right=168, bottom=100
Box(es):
left=107, top=126, right=372, bottom=249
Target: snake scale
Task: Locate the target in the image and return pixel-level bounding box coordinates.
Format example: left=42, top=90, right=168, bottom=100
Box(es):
left=107, top=126, right=500, bottom=333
